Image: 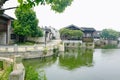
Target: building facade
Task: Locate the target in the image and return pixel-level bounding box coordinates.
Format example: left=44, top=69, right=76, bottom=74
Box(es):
left=60, top=24, right=96, bottom=42
left=0, top=14, right=14, bottom=45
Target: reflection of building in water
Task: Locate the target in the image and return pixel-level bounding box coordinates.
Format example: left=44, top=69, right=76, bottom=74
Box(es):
left=59, top=48, right=93, bottom=70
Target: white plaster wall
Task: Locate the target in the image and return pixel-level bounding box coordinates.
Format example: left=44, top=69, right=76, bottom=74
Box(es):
left=27, top=37, right=45, bottom=43
left=0, top=32, right=6, bottom=45
left=50, top=28, right=60, bottom=39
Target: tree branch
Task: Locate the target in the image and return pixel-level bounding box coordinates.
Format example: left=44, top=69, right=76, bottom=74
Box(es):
left=0, top=6, right=17, bottom=11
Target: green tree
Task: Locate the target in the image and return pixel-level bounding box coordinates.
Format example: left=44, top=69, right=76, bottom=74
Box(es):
left=101, top=29, right=119, bottom=40
left=14, top=7, right=43, bottom=42
left=17, top=0, right=73, bottom=13
left=59, top=28, right=83, bottom=40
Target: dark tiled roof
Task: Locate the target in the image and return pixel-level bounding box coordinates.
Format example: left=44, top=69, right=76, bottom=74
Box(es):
left=0, top=14, right=14, bottom=20
left=63, top=24, right=96, bottom=32
left=80, top=27, right=96, bottom=32
left=65, top=24, right=81, bottom=30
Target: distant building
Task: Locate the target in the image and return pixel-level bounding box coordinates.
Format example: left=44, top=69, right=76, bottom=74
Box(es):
left=81, top=27, right=96, bottom=42
left=0, top=14, right=14, bottom=45
left=60, top=24, right=96, bottom=42
left=65, top=24, right=81, bottom=30
left=60, top=24, right=81, bottom=40
left=27, top=26, right=60, bottom=43
left=93, top=31, right=101, bottom=39
left=43, top=26, right=60, bottom=41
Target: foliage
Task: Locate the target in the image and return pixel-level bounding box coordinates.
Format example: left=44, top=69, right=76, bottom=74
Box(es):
left=102, top=44, right=118, bottom=49
left=82, top=37, right=93, bottom=42
left=17, top=0, right=73, bottom=13
left=14, top=7, right=43, bottom=42
left=59, top=48, right=93, bottom=70
left=43, top=47, right=48, bottom=55
left=24, top=66, right=47, bottom=80
left=0, top=61, right=3, bottom=70
left=53, top=47, right=59, bottom=53
left=59, top=28, right=83, bottom=40
left=0, top=10, right=4, bottom=14
left=0, top=64, right=13, bottom=80
left=100, top=29, right=119, bottom=40
left=25, top=66, right=39, bottom=80
left=16, top=41, right=35, bottom=45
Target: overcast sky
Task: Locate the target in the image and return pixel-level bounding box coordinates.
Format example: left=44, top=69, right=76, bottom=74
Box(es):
left=3, top=0, right=120, bottom=31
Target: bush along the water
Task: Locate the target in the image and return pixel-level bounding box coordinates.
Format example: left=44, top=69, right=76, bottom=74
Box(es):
left=53, top=47, right=59, bottom=53
left=102, top=44, right=118, bottom=49
left=25, top=66, right=39, bottom=80
left=43, top=47, right=48, bottom=55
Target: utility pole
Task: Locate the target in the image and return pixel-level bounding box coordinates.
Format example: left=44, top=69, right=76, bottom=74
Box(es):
left=44, top=26, right=47, bottom=48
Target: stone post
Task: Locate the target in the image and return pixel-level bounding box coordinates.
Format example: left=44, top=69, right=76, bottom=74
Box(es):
left=14, top=44, right=18, bottom=53
left=59, top=42, right=64, bottom=52
left=34, top=44, right=38, bottom=51
left=9, top=70, right=24, bottom=80
left=25, top=47, right=27, bottom=52
left=9, top=55, right=25, bottom=80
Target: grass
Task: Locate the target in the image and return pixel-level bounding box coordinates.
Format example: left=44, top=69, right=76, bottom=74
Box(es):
left=16, top=41, right=35, bottom=45
left=25, top=66, right=39, bottom=80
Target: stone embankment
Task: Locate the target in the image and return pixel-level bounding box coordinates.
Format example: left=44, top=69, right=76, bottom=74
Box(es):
left=0, top=40, right=64, bottom=59
left=0, top=40, right=64, bottom=80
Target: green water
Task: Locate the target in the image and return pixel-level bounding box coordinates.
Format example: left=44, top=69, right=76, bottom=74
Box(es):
left=23, top=49, right=120, bottom=80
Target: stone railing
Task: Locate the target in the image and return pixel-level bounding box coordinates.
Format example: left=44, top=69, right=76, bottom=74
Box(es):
left=0, top=40, right=64, bottom=53
left=0, top=44, right=44, bottom=52
left=0, top=57, right=13, bottom=70
left=9, top=55, right=25, bottom=80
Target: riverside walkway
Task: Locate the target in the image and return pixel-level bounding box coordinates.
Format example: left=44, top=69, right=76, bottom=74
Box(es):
left=0, top=40, right=62, bottom=59
left=0, top=40, right=61, bottom=52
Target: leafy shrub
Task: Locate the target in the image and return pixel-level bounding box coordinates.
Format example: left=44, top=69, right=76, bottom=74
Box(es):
left=25, top=66, right=39, bottom=80
left=53, top=48, right=59, bottom=53
left=43, top=47, right=48, bottom=55
left=0, top=61, right=3, bottom=70
left=0, top=64, right=13, bottom=80
left=102, top=44, right=117, bottom=49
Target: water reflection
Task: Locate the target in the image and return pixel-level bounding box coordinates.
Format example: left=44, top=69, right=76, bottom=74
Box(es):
left=59, top=48, right=94, bottom=70
left=23, top=49, right=120, bottom=80
left=23, top=55, right=57, bottom=69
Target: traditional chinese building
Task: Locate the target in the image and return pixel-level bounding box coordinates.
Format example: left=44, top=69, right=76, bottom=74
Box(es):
left=60, top=24, right=96, bottom=42
left=81, top=27, right=96, bottom=42
left=0, top=14, right=14, bottom=45
left=60, top=24, right=81, bottom=40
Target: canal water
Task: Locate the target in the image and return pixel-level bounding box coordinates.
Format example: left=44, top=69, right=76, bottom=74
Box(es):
left=23, top=49, right=120, bottom=80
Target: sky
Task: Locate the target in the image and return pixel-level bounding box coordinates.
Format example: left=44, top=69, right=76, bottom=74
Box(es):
left=3, top=0, right=120, bottom=31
